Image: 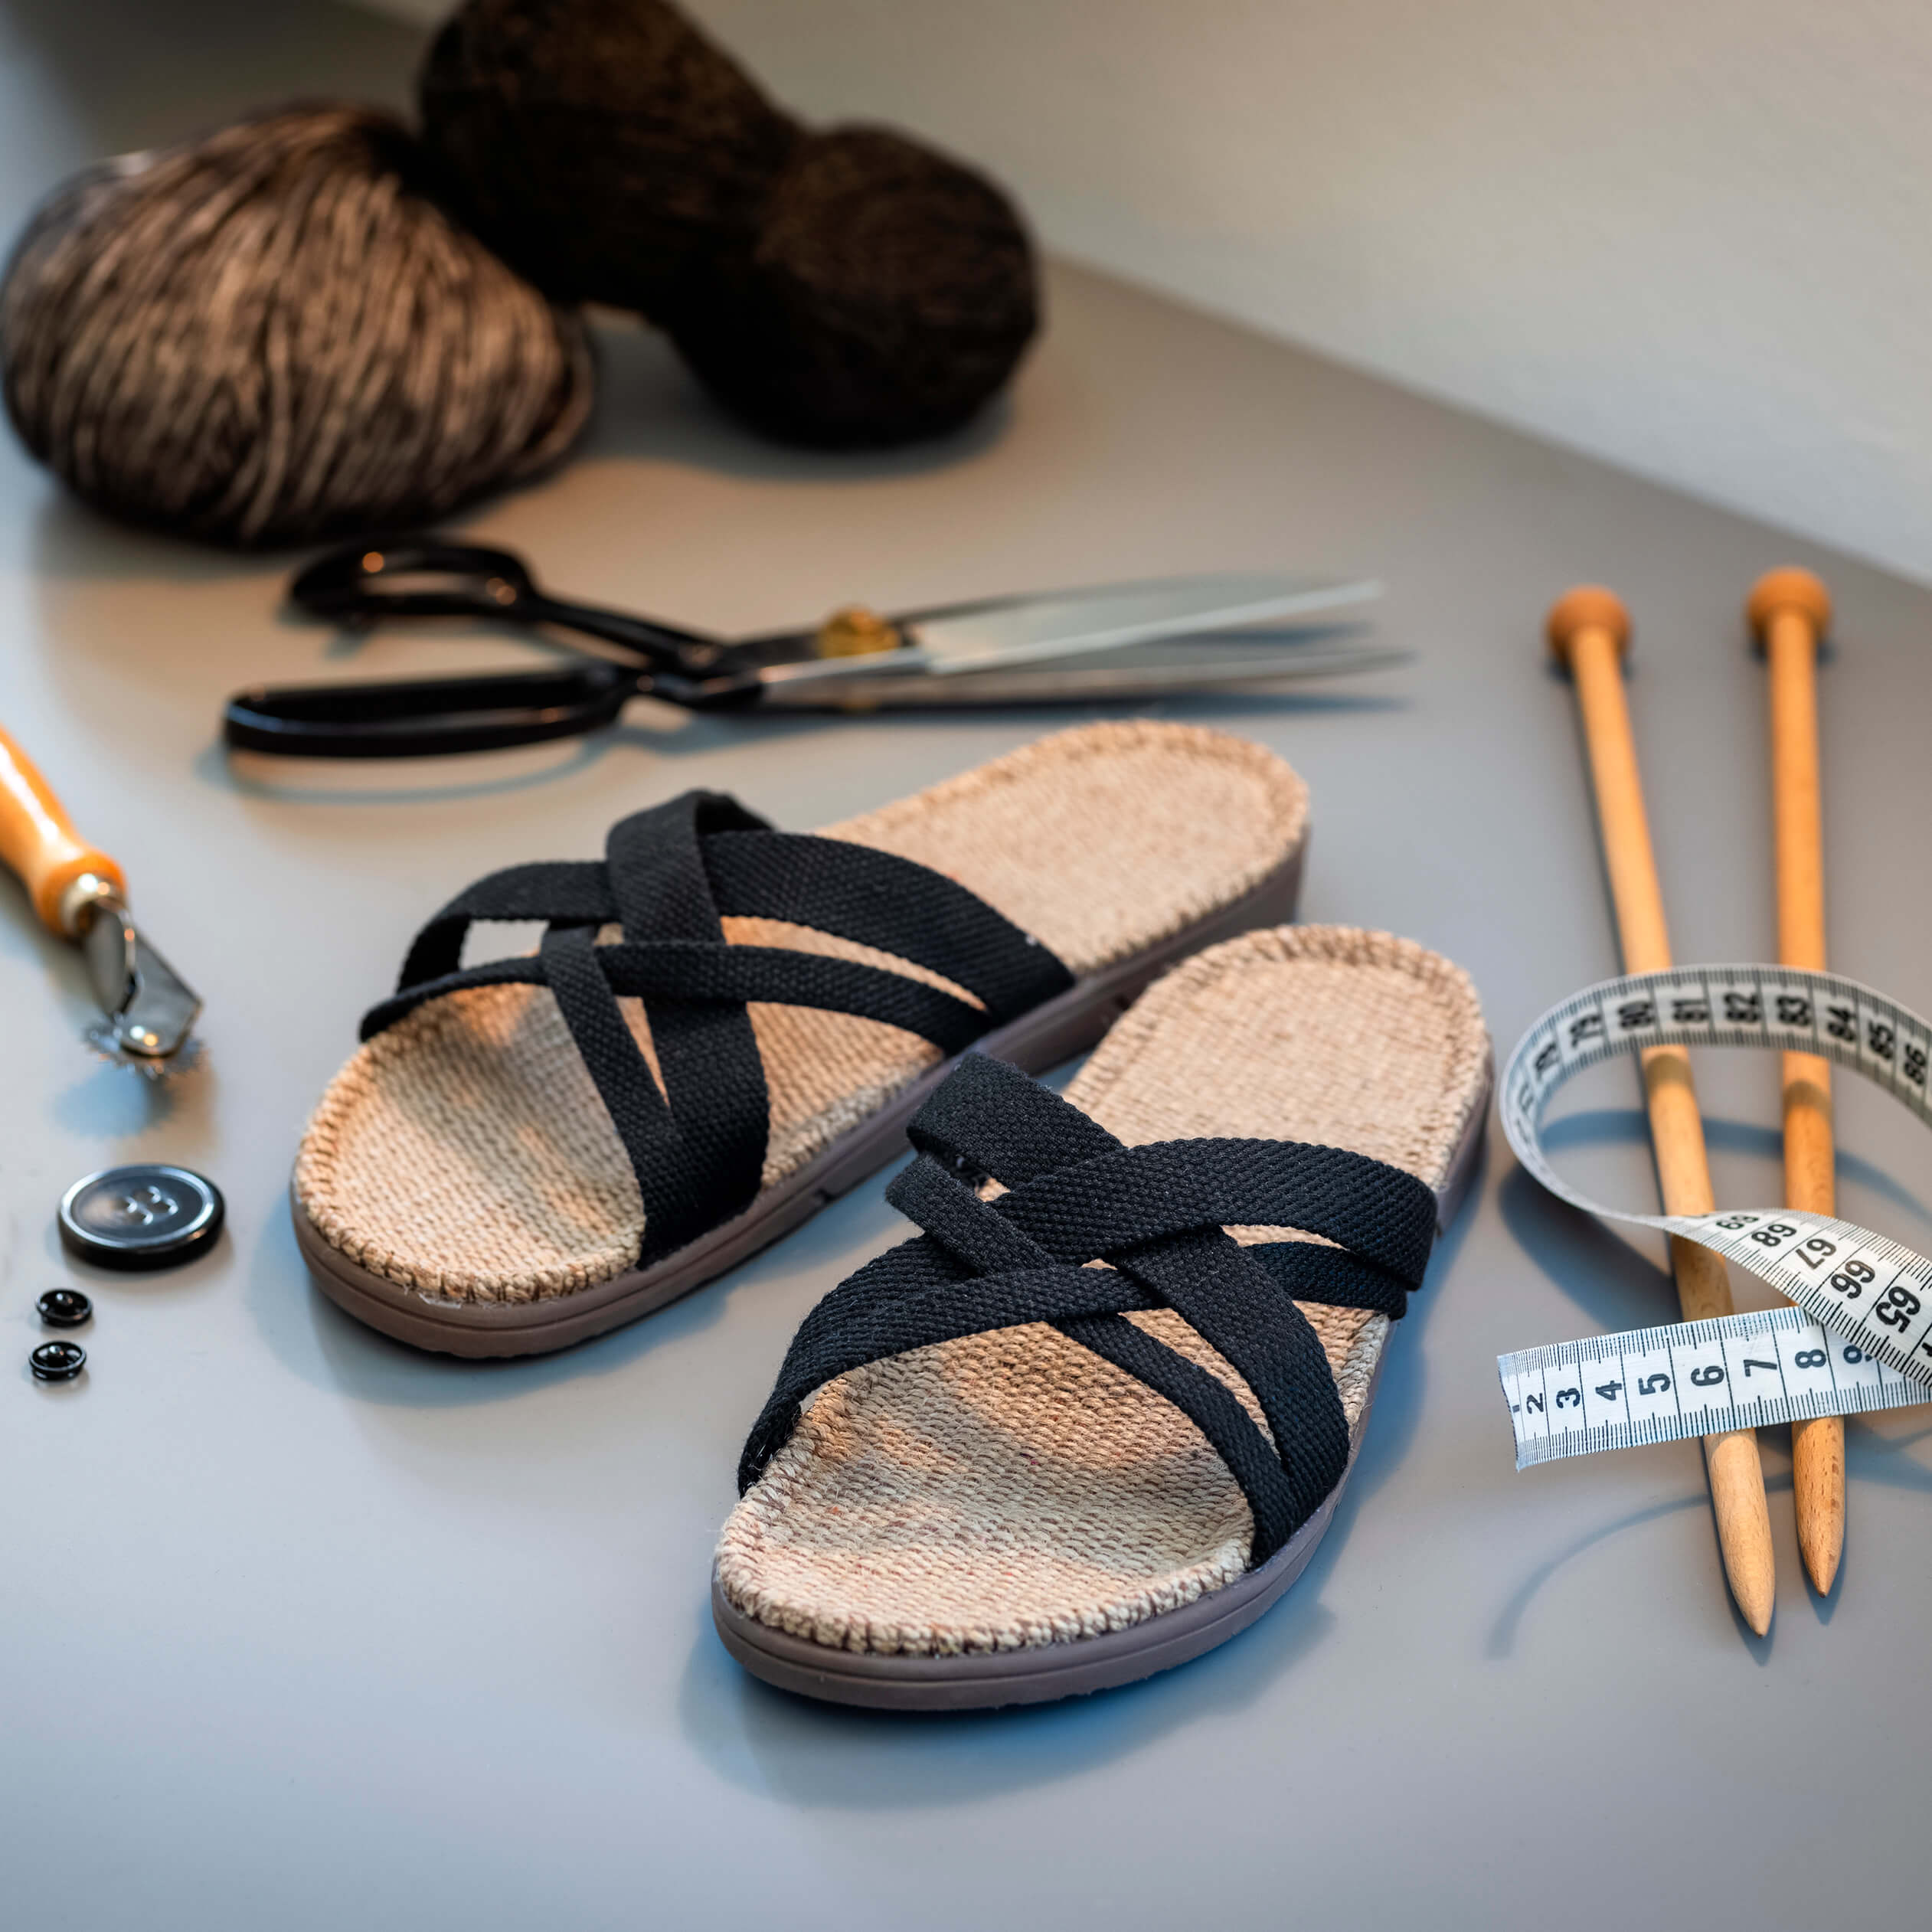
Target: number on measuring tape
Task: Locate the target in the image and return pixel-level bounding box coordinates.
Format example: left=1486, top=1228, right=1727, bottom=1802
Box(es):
left=1499, top=1307, right=1931, bottom=1467
left=1497, top=966, right=1932, bottom=1466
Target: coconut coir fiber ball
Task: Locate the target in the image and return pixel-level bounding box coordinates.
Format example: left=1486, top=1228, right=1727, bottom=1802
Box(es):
left=0, top=105, right=594, bottom=548
left=420, top=0, right=800, bottom=316
left=665, top=126, right=1041, bottom=448
left=420, top=0, right=1038, bottom=447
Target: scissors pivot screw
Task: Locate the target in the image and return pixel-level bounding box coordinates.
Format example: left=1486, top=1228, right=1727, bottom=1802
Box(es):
left=814, top=606, right=904, bottom=659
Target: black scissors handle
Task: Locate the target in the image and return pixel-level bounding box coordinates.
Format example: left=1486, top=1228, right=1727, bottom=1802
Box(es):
left=289, top=538, right=724, bottom=675
left=229, top=536, right=753, bottom=756
left=224, top=660, right=642, bottom=758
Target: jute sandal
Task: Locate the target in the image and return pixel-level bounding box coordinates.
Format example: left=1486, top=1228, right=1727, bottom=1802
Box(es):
left=713, top=926, right=1490, bottom=1709
left=293, top=723, right=1307, bottom=1355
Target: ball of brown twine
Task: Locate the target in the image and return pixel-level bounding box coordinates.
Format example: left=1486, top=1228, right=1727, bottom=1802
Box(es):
left=420, top=0, right=1038, bottom=449
left=665, top=126, right=1040, bottom=448
left=0, top=104, right=596, bottom=548
left=420, top=0, right=801, bottom=320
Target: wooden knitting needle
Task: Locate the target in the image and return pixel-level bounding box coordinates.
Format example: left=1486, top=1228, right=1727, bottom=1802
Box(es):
left=1548, top=587, right=1777, bottom=1635
left=1748, top=567, right=1843, bottom=1595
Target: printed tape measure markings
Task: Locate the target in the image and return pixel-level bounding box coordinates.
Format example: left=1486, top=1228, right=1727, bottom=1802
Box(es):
left=1499, top=966, right=1932, bottom=1466
left=1501, top=1308, right=1924, bottom=1469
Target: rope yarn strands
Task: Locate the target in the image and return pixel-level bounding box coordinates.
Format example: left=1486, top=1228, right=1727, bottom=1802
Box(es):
left=0, top=105, right=594, bottom=548
left=420, top=0, right=1039, bottom=448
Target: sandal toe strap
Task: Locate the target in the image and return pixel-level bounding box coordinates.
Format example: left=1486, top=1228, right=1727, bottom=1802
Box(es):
left=358, top=791, right=1072, bottom=1264
left=739, top=1053, right=1439, bottom=1564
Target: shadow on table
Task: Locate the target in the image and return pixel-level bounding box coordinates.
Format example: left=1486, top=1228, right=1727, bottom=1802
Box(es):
left=1499, top=1106, right=1932, bottom=1332
left=193, top=685, right=1407, bottom=806
left=671, top=1136, right=1486, bottom=1807
left=1838, top=1415, right=1932, bottom=1554
left=675, top=1590, right=1336, bottom=1811
left=581, top=319, right=1019, bottom=483
left=30, top=460, right=1409, bottom=816
left=18, top=310, right=1016, bottom=592
left=47, top=1051, right=201, bottom=1142
left=1494, top=1107, right=1932, bottom=1648
left=240, top=1148, right=913, bottom=1411
left=1484, top=1485, right=1774, bottom=1661
left=0, top=871, right=211, bottom=1141
left=1485, top=1416, right=1932, bottom=1656
left=1497, top=1133, right=1675, bottom=1333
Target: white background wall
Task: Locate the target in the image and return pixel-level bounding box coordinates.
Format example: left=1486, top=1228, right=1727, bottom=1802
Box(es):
left=371, top=1, right=1932, bottom=582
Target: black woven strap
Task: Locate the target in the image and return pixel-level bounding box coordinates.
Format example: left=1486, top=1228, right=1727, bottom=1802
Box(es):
left=738, top=1054, right=1439, bottom=1564
left=361, top=793, right=1072, bottom=1263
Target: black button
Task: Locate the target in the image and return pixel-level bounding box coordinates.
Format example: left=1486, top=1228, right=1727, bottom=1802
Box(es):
left=38, top=1288, right=92, bottom=1327
left=31, top=1341, right=86, bottom=1382
left=57, top=1165, right=224, bottom=1272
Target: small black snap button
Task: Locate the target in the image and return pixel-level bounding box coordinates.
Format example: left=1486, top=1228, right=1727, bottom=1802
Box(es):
left=31, top=1341, right=86, bottom=1382
left=57, top=1165, right=224, bottom=1271
left=38, top=1288, right=93, bottom=1328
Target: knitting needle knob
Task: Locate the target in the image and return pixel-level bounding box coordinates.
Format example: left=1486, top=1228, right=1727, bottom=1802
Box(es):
left=1546, top=584, right=1632, bottom=669
left=1747, top=567, right=1831, bottom=652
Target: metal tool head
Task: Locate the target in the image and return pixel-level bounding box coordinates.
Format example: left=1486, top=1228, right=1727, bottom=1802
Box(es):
left=77, top=897, right=202, bottom=1077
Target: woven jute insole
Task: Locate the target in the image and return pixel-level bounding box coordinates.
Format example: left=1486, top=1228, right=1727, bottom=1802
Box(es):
left=714, top=926, right=1489, bottom=1662
left=294, top=723, right=1307, bottom=1306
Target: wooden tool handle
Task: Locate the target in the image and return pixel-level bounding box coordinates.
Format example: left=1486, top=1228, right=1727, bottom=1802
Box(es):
left=1750, top=566, right=1844, bottom=1595
left=1548, top=586, right=1776, bottom=1633
left=0, top=726, right=124, bottom=936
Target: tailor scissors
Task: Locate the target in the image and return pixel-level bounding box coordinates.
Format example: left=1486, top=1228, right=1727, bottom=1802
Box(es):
left=223, top=535, right=1401, bottom=757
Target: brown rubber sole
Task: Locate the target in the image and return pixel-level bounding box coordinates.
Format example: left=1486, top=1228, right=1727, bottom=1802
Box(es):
left=709, top=1051, right=1490, bottom=1711
left=293, top=840, right=1305, bottom=1358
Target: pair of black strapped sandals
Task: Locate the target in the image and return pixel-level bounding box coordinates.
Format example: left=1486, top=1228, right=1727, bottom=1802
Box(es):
left=293, top=727, right=1489, bottom=1708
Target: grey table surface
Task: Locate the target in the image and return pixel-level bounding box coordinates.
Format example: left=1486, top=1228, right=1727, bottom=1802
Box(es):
left=5, top=5, right=1932, bottom=1928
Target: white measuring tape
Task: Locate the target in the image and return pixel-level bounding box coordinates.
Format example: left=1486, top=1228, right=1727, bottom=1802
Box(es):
left=1497, top=965, right=1932, bottom=1468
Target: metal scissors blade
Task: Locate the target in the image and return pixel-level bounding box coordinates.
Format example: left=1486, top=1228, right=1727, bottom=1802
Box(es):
left=755, top=633, right=1410, bottom=709
left=751, top=574, right=1384, bottom=691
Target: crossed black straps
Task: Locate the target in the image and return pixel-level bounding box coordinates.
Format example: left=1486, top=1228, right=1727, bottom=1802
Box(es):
left=361, top=792, right=1074, bottom=1264
left=739, top=1054, right=1440, bottom=1564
